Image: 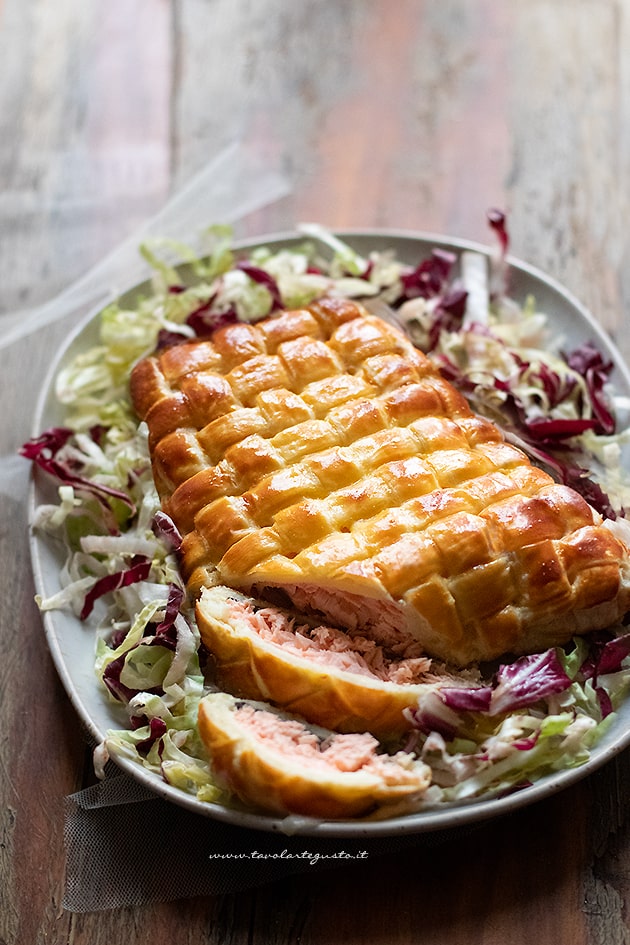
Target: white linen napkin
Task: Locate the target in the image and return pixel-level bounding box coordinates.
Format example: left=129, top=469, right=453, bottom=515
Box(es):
left=0, top=139, right=291, bottom=351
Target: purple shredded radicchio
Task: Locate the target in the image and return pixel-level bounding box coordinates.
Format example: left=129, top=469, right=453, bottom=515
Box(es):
left=102, top=656, right=165, bottom=704
left=566, top=340, right=616, bottom=435
left=486, top=208, right=511, bottom=297
left=560, top=466, right=619, bottom=520
left=186, top=300, right=238, bottom=336
left=522, top=359, right=578, bottom=411
left=89, top=424, right=108, bottom=446
left=524, top=417, right=598, bottom=442
left=580, top=631, right=630, bottom=681
left=409, top=648, right=574, bottom=741
left=596, top=688, right=614, bottom=719
left=423, top=289, right=469, bottom=353
left=153, top=583, right=186, bottom=644
left=236, top=261, right=284, bottom=311
left=490, top=649, right=572, bottom=716
left=20, top=427, right=135, bottom=519
left=406, top=690, right=462, bottom=741
left=152, top=510, right=183, bottom=552
left=414, top=216, right=618, bottom=518
left=102, top=653, right=145, bottom=703
left=135, top=717, right=168, bottom=757
left=399, top=248, right=458, bottom=303
left=80, top=556, right=152, bottom=620
left=101, top=585, right=185, bottom=703
left=578, top=629, right=628, bottom=719
left=156, top=328, right=190, bottom=349
left=439, top=685, right=493, bottom=712
left=511, top=733, right=540, bottom=752
left=487, top=207, right=510, bottom=256
left=439, top=347, right=619, bottom=518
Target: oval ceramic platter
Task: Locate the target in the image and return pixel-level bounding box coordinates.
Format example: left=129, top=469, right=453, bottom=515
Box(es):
left=28, top=229, right=630, bottom=837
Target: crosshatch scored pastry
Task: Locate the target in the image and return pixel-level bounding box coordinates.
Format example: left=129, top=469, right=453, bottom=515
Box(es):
left=130, top=297, right=630, bottom=672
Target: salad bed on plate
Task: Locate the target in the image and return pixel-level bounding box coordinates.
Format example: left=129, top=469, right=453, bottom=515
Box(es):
left=22, top=214, right=630, bottom=817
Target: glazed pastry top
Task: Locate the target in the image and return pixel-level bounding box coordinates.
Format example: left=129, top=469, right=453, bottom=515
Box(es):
left=131, top=298, right=630, bottom=665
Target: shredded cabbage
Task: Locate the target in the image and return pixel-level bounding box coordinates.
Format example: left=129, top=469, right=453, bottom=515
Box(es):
left=22, top=221, right=630, bottom=817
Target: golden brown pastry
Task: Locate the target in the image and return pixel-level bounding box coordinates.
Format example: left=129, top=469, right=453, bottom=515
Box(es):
left=196, top=584, right=439, bottom=736
left=131, top=297, right=630, bottom=666
left=197, top=692, right=432, bottom=819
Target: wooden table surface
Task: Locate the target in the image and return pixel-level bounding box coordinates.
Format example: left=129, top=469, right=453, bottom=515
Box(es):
left=3, top=1, right=630, bottom=942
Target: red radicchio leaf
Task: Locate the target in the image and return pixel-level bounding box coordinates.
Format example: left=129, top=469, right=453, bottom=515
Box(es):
left=486, top=208, right=511, bottom=298
left=533, top=361, right=577, bottom=409
left=20, top=428, right=136, bottom=517
left=580, top=632, right=630, bottom=681
left=559, top=466, right=619, bottom=520
left=566, top=340, right=612, bottom=378
left=406, top=691, right=461, bottom=740
left=152, top=583, right=186, bottom=649
left=408, top=649, right=575, bottom=740
left=135, top=717, right=168, bottom=756
left=102, top=654, right=142, bottom=703
left=439, top=287, right=468, bottom=321
left=433, top=353, right=476, bottom=391
left=186, top=301, right=238, bottom=336
left=487, top=208, right=510, bottom=256
left=156, top=328, right=190, bottom=349
left=524, top=417, right=598, bottom=442
left=497, top=416, right=618, bottom=520
left=423, top=300, right=468, bottom=354
left=399, top=249, right=457, bottom=302
left=566, top=341, right=616, bottom=435
left=596, top=687, right=614, bottom=719
left=101, top=590, right=185, bottom=702
left=152, top=511, right=183, bottom=552
left=80, top=556, right=152, bottom=620
left=155, top=583, right=184, bottom=628
left=439, top=685, right=493, bottom=712
left=102, top=654, right=164, bottom=704
left=361, top=259, right=374, bottom=280
left=236, top=261, right=283, bottom=311
left=89, top=424, right=108, bottom=447
left=490, top=649, right=572, bottom=715
left=594, top=633, right=630, bottom=676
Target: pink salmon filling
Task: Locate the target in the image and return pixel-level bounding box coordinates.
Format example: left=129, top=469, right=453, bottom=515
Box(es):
left=233, top=703, right=418, bottom=782
left=257, top=582, right=412, bottom=650
left=231, top=597, right=432, bottom=684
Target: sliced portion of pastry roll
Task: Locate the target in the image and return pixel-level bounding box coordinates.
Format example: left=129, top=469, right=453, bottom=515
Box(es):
left=197, top=692, right=432, bottom=819
left=196, top=584, right=443, bottom=737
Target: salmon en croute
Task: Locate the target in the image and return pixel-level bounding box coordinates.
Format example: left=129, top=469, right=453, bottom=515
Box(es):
left=130, top=297, right=630, bottom=671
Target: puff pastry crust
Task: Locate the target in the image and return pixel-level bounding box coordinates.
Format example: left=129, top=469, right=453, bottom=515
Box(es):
left=131, top=298, right=630, bottom=666
left=197, top=692, right=432, bottom=819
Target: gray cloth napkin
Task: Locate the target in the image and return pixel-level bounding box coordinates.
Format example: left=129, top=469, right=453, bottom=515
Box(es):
left=63, top=772, right=475, bottom=912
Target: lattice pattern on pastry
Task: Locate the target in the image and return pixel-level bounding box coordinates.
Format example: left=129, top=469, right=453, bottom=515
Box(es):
left=130, top=297, right=630, bottom=664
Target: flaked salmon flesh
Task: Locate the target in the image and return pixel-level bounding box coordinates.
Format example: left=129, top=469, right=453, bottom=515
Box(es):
left=233, top=703, right=419, bottom=781
left=230, top=596, right=433, bottom=684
